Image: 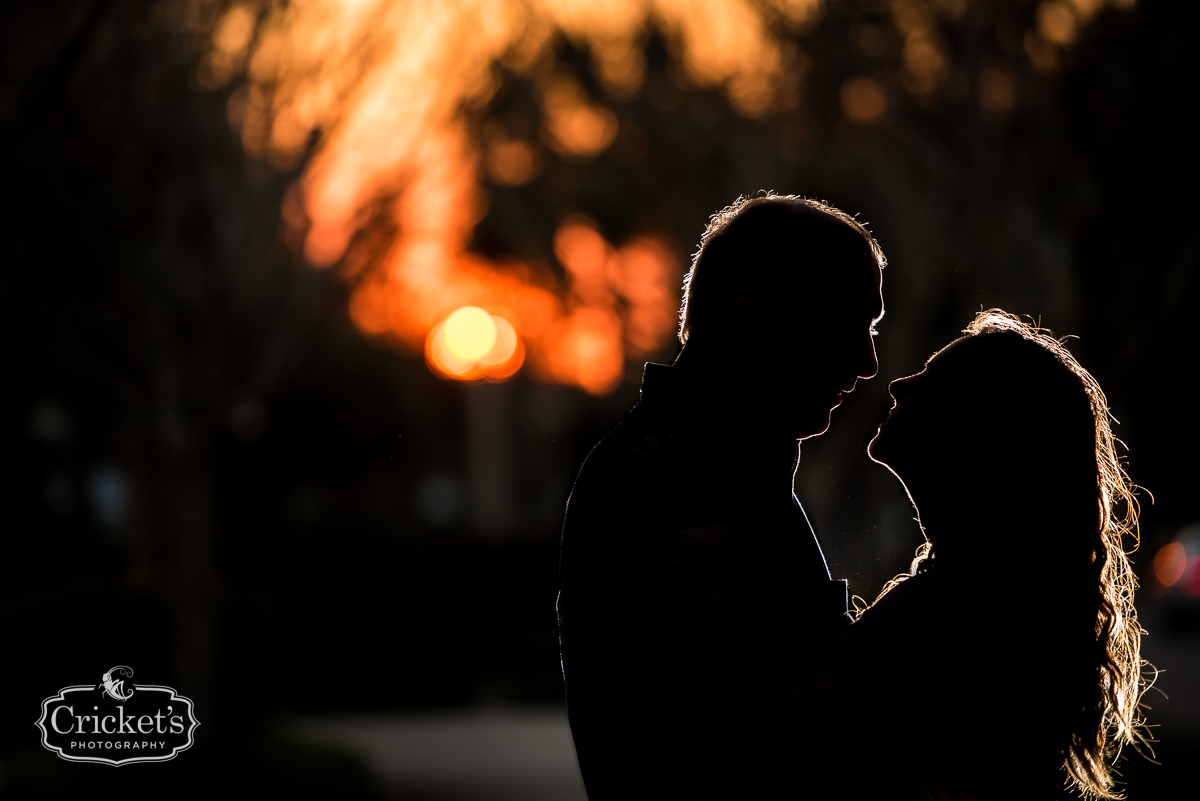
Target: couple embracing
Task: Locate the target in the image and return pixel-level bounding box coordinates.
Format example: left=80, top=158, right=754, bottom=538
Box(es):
left=557, top=195, right=1147, bottom=800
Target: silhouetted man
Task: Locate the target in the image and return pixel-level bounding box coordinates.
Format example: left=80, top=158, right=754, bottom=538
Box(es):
left=557, top=195, right=886, bottom=798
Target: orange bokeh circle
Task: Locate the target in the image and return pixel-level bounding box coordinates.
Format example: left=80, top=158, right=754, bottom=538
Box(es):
left=426, top=309, right=524, bottom=382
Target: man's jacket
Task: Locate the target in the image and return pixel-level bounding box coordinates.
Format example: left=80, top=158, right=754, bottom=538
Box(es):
left=557, top=363, right=850, bottom=799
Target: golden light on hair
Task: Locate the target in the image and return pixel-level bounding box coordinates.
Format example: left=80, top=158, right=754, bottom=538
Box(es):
left=678, top=193, right=886, bottom=344
left=1153, top=542, right=1187, bottom=587
left=958, top=310, right=1150, bottom=799
left=856, top=308, right=1152, bottom=800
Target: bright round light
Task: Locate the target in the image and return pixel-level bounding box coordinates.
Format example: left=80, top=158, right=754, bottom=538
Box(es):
left=1155, top=542, right=1187, bottom=587
left=443, top=306, right=496, bottom=360
left=480, top=316, right=518, bottom=366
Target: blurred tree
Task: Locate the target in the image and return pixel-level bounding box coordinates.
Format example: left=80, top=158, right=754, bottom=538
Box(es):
left=1, top=0, right=330, bottom=727
left=0, top=9, right=1197, bottom=799
left=192, top=0, right=1198, bottom=578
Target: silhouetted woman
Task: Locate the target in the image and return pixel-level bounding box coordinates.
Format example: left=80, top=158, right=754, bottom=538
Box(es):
left=834, top=310, right=1147, bottom=800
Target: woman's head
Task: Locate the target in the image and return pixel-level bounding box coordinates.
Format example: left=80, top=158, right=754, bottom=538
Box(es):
left=869, top=309, right=1146, bottom=798
left=870, top=322, right=1097, bottom=553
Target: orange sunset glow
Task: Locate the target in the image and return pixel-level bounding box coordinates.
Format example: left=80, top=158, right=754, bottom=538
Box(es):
left=197, top=0, right=1126, bottom=391
left=201, top=0, right=829, bottom=392
left=427, top=306, right=525, bottom=382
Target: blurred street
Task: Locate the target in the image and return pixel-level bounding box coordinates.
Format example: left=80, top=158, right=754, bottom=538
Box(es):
left=1137, top=599, right=1200, bottom=731
left=293, top=707, right=585, bottom=801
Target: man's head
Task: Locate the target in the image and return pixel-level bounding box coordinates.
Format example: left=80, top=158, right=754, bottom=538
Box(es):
left=676, top=194, right=885, bottom=438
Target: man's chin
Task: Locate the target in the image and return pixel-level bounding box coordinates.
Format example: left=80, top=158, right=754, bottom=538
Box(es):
left=795, top=413, right=834, bottom=440
left=795, top=395, right=848, bottom=439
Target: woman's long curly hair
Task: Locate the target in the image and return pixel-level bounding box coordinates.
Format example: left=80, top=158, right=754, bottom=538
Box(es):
left=868, top=310, right=1149, bottom=798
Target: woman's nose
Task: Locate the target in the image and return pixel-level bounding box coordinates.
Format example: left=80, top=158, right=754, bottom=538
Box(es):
left=888, top=375, right=915, bottom=402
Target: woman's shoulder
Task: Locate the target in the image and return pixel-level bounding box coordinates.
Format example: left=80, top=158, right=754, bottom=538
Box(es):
left=835, top=571, right=938, bottom=672
left=856, top=569, right=942, bottom=628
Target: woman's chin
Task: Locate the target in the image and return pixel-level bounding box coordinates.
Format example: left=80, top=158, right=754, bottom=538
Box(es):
left=868, top=432, right=912, bottom=483
left=867, top=429, right=889, bottom=464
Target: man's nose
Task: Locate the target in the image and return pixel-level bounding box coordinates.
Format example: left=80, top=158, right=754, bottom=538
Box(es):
left=854, top=331, right=879, bottom=380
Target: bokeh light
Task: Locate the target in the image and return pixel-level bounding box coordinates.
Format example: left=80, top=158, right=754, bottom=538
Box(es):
left=1184, top=557, right=1200, bottom=598
left=444, top=307, right=497, bottom=361
left=480, top=316, right=522, bottom=375
left=1154, top=541, right=1187, bottom=588
left=427, top=309, right=524, bottom=382
left=199, top=0, right=1126, bottom=392
left=205, top=0, right=818, bottom=392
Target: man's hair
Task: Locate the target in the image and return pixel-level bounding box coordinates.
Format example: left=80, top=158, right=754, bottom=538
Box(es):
left=678, top=193, right=886, bottom=343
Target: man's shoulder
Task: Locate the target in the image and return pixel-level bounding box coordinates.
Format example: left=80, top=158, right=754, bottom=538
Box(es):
left=560, top=403, right=652, bottom=539
left=568, top=403, right=647, bottom=492
left=559, top=400, right=700, bottom=579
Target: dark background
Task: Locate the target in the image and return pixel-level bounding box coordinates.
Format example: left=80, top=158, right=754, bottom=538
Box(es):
left=1, top=0, right=1197, bottom=797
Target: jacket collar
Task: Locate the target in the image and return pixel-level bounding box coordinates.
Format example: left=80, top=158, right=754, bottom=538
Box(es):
left=638, top=362, right=800, bottom=477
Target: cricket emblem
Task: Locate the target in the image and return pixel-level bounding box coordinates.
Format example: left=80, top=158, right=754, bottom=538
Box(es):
left=97, top=666, right=135, bottom=702
left=39, top=664, right=199, bottom=765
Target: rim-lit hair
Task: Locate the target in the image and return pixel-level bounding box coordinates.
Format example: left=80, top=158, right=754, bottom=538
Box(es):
left=677, top=193, right=885, bottom=344
left=869, top=310, right=1148, bottom=799
left=966, top=311, right=1147, bottom=799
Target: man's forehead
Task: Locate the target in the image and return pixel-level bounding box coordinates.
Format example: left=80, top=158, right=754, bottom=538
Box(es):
left=852, top=258, right=884, bottom=320
left=772, top=285, right=882, bottom=326
left=767, top=253, right=882, bottom=314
